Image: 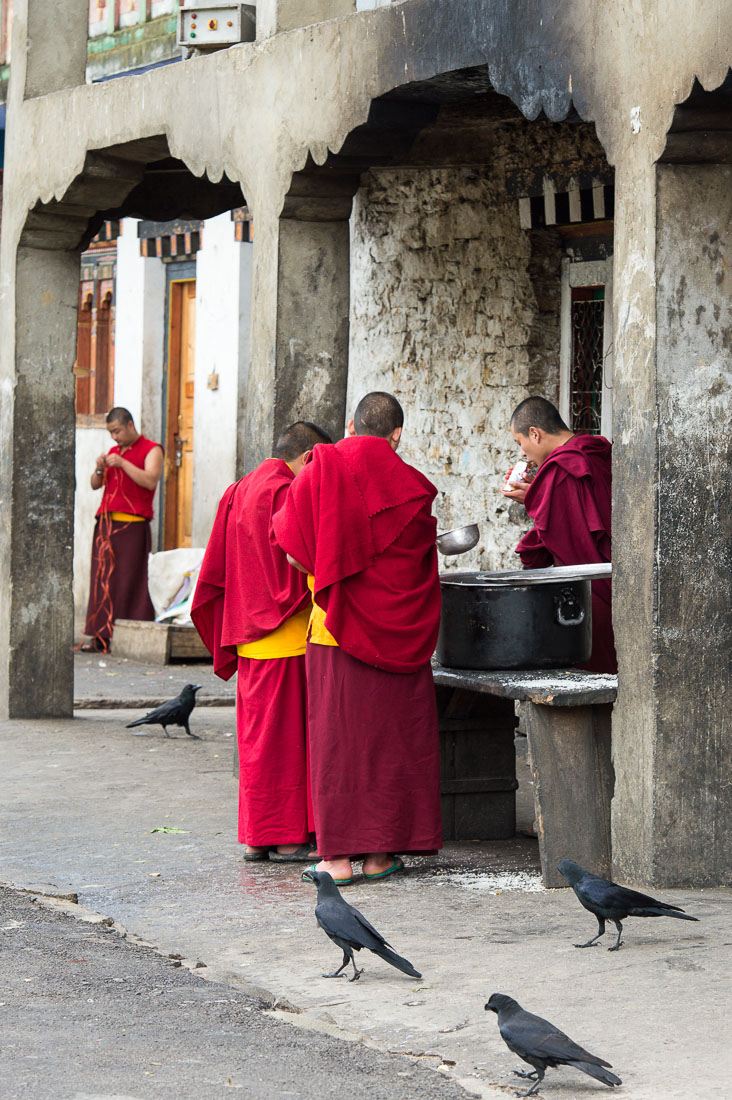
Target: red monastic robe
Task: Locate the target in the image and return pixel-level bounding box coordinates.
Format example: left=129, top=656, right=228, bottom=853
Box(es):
left=84, top=520, right=155, bottom=644
left=273, top=435, right=442, bottom=673
left=191, top=460, right=312, bottom=845
left=516, top=434, right=616, bottom=674
left=273, top=436, right=443, bottom=859
left=84, top=435, right=160, bottom=644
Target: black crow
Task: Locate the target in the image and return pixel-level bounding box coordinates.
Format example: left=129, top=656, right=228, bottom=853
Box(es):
left=301, top=869, right=421, bottom=981
left=126, top=684, right=203, bottom=739
left=558, top=858, right=699, bottom=951
left=485, top=993, right=621, bottom=1097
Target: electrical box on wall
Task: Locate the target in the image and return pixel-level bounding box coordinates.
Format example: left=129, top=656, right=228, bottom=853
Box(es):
left=177, top=2, right=256, bottom=51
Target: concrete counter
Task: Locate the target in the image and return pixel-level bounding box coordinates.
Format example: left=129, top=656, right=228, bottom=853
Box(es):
left=432, top=662, right=618, bottom=888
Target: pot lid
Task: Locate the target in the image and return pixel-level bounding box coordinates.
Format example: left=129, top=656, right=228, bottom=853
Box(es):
left=440, top=563, right=612, bottom=587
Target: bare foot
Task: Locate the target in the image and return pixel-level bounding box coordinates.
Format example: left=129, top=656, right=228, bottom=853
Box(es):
left=361, top=852, right=393, bottom=876
left=314, top=858, right=353, bottom=880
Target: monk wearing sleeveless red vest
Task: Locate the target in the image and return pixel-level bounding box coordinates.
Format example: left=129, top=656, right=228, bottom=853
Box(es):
left=501, top=396, right=617, bottom=674
left=273, top=393, right=443, bottom=885
left=191, top=422, right=332, bottom=861
left=83, top=407, right=163, bottom=652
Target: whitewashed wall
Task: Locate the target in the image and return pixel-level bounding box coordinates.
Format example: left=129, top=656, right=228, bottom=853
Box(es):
left=114, top=218, right=165, bottom=548
left=73, top=427, right=109, bottom=637
left=191, top=212, right=253, bottom=547
left=73, top=219, right=166, bottom=635
left=115, top=219, right=166, bottom=446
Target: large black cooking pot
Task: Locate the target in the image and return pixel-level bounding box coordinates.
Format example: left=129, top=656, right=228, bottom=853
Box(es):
left=436, top=563, right=612, bottom=671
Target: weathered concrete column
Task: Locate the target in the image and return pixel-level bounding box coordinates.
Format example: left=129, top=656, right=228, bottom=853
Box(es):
left=256, top=0, right=355, bottom=38
left=243, top=175, right=356, bottom=470
left=22, top=0, right=88, bottom=98
left=611, top=162, right=732, bottom=887
left=0, top=247, right=79, bottom=718
left=525, top=703, right=613, bottom=888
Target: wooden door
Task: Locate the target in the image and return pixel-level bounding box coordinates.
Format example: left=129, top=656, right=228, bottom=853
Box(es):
left=164, top=279, right=196, bottom=549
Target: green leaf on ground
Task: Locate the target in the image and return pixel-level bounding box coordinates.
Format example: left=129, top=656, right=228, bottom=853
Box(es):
left=150, top=826, right=190, bottom=834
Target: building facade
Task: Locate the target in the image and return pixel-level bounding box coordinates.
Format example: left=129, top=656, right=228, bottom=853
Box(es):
left=2, top=0, right=732, bottom=889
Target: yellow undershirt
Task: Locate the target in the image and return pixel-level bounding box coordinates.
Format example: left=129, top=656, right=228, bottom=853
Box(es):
left=108, top=512, right=145, bottom=523
left=236, top=605, right=311, bottom=659
left=307, top=575, right=338, bottom=647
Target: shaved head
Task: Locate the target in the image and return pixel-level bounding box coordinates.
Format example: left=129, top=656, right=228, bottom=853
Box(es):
left=352, top=392, right=404, bottom=438
left=273, top=421, right=333, bottom=461
left=106, top=406, right=134, bottom=426
left=511, top=396, right=568, bottom=436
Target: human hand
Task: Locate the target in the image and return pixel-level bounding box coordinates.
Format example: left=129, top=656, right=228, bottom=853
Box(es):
left=500, top=478, right=533, bottom=505
left=95, top=453, right=108, bottom=470
left=105, top=453, right=124, bottom=469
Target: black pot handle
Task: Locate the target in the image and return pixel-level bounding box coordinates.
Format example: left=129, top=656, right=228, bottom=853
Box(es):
left=556, top=588, right=585, bottom=627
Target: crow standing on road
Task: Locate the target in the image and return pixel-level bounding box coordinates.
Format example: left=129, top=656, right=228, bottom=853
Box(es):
left=558, top=858, right=699, bottom=951
left=485, top=993, right=622, bottom=1097
left=126, top=684, right=203, bottom=739
left=301, top=869, right=421, bottom=981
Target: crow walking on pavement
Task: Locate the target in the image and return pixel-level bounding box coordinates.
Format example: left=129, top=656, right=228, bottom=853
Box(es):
left=126, top=684, right=203, bottom=739
left=485, top=993, right=621, bottom=1097
left=558, top=858, right=699, bottom=951
left=301, top=869, right=421, bottom=981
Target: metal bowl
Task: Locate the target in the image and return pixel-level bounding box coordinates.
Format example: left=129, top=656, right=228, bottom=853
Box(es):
left=436, top=523, right=480, bottom=556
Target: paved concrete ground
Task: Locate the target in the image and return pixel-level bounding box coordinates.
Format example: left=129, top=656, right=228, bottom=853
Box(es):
left=2, top=708, right=730, bottom=1099
left=1, top=888, right=469, bottom=1100
left=74, top=652, right=234, bottom=708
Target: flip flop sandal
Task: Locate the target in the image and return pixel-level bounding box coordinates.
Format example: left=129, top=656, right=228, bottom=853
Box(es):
left=242, top=848, right=271, bottom=862
left=304, top=862, right=355, bottom=886
left=363, top=856, right=405, bottom=881
left=269, top=845, right=319, bottom=863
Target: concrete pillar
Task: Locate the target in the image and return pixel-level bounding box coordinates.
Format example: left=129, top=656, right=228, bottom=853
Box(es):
left=0, top=247, right=78, bottom=718
left=243, top=178, right=355, bottom=470
left=525, top=703, right=613, bottom=889
left=274, top=217, right=351, bottom=441
left=256, top=0, right=355, bottom=38
left=21, top=0, right=88, bottom=99
left=611, top=162, right=732, bottom=887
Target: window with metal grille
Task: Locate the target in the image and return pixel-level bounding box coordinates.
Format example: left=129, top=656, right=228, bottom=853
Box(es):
left=570, top=285, right=605, bottom=434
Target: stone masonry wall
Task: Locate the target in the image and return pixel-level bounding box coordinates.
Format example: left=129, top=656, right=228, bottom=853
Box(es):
left=348, top=121, right=601, bottom=572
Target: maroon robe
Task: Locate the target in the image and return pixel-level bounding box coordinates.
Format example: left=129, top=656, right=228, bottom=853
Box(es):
left=273, top=436, right=442, bottom=672
left=516, top=434, right=616, bottom=674
left=274, top=436, right=443, bottom=860
left=192, top=460, right=310, bottom=679
left=84, top=436, right=161, bottom=645
left=84, top=518, right=155, bottom=645
left=191, top=460, right=312, bottom=845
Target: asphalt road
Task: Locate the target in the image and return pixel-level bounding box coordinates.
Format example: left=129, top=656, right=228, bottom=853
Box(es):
left=0, top=888, right=469, bottom=1100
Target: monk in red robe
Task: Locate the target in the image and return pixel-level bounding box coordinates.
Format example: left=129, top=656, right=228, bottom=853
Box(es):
left=273, top=392, right=442, bottom=885
left=191, top=421, right=332, bottom=861
left=501, top=395, right=616, bottom=674
left=83, top=407, right=163, bottom=652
